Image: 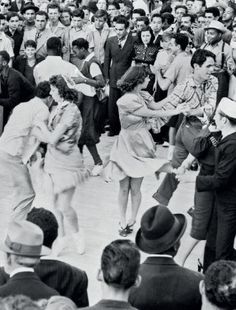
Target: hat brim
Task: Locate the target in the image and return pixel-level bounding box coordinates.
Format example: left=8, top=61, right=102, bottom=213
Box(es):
left=21, top=6, right=39, bottom=14
left=135, top=213, right=187, bottom=254
left=204, top=27, right=225, bottom=33
left=0, top=242, right=51, bottom=257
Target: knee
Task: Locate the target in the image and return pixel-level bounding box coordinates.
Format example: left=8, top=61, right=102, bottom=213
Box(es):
left=119, top=187, right=130, bottom=196
left=130, top=185, right=141, bottom=196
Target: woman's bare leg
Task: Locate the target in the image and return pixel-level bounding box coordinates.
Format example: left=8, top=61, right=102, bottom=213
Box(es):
left=129, top=177, right=143, bottom=225
left=118, top=177, right=131, bottom=228
left=56, top=188, right=79, bottom=235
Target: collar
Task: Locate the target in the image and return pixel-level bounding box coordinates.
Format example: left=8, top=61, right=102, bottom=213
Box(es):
left=118, top=33, right=128, bottom=42
left=188, top=75, right=209, bottom=88
left=10, top=267, right=34, bottom=278
left=84, top=51, right=95, bottom=62
left=149, top=254, right=173, bottom=258
left=45, top=55, right=62, bottom=61
left=1, top=66, right=9, bottom=79
left=207, top=39, right=223, bottom=48
left=97, top=300, right=132, bottom=308
left=48, top=21, right=65, bottom=30
left=0, top=31, right=6, bottom=40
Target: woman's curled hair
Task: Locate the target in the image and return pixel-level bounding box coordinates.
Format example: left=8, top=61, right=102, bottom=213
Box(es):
left=117, top=66, right=149, bottom=93
left=49, top=75, right=79, bottom=103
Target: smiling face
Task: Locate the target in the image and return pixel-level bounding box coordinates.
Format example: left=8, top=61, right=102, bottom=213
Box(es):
left=50, top=85, right=61, bottom=103
left=25, top=46, right=36, bottom=59
left=206, top=28, right=222, bottom=45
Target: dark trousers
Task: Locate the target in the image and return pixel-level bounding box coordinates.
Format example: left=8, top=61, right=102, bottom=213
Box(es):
left=108, top=87, right=121, bottom=134
left=203, top=198, right=236, bottom=272
left=153, top=117, right=203, bottom=205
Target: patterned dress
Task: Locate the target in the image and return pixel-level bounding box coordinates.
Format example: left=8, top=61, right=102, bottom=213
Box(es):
left=44, top=100, right=89, bottom=194
left=105, top=93, right=166, bottom=180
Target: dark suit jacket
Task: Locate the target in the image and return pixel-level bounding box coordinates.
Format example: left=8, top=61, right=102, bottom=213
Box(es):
left=83, top=299, right=137, bottom=310
left=104, top=33, right=135, bottom=88
left=5, top=28, right=23, bottom=57
left=0, top=259, right=89, bottom=308
left=196, top=132, right=236, bottom=203
left=0, top=271, right=59, bottom=300
left=0, top=67, right=35, bottom=126
left=13, top=55, right=44, bottom=85
left=129, top=256, right=204, bottom=310
left=10, top=0, right=24, bottom=12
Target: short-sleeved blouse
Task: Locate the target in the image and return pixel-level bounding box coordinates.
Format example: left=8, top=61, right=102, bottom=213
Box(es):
left=105, top=93, right=166, bottom=180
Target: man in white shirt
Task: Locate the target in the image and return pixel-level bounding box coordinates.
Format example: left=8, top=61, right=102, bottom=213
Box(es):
left=0, top=82, right=52, bottom=220
left=33, top=36, right=91, bottom=98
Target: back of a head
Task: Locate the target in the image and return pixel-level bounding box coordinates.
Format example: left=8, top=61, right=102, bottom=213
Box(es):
left=46, top=37, right=62, bottom=56
left=46, top=296, right=77, bottom=310
left=35, top=82, right=51, bottom=99
left=101, top=239, right=140, bottom=290
left=2, top=295, right=40, bottom=310
left=174, top=33, right=189, bottom=51
left=204, top=260, right=236, bottom=310
left=27, top=207, right=58, bottom=249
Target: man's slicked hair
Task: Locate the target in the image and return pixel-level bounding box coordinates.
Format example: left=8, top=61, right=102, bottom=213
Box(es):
left=101, top=239, right=140, bottom=290
left=204, top=260, right=236, bottom=310
left=191, top=49, right=216, bottom=68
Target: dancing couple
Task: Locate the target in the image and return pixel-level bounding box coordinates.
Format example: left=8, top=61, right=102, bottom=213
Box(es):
left=0, top=75, right=89, bottom=254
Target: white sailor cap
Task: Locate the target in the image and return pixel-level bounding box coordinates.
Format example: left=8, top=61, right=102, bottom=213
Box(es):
left=218, top=97, right=236, bottom=118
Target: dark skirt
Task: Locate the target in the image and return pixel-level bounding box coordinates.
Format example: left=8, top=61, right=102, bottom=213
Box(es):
left=78, top=95, right=100, bottom=146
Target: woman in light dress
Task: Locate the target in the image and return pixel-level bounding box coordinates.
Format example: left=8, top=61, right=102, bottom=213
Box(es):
left=35, top=75, right=89, bottom=254
left=106, top=66, right=187, bottom=237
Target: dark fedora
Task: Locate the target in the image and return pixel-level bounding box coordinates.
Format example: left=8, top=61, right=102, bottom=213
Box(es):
left=136, top=205, right=187, bottom=254
left=21, top=3, right=39, bottom=14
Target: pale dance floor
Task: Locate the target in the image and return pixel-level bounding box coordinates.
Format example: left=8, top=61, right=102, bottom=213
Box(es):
left=0, top=134, right=204, bottom=305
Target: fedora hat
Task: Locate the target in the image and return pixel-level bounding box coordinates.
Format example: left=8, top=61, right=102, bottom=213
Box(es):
left=0, top=220, right=50, bottom=257
left=21, top=3, right=39, bottom=14
left=205, top=20, right=226, bottom=33
left=136, top=206, right=187, bottom=254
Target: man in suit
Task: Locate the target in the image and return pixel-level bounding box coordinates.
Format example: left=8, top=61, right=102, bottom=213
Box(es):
left=0, top=207, right=89, bottom=307
left=83, top=239, right=140, bottom=310
left=0, top=50, right=35, bottom=127
left=178, top=98, right=236, bottom=270
left=5, top=12, right=23, bottom=58
left=104, top=15, right=135, bottom=136
left=129, top=205, right=204, bottom=310
left=0, top=220, right=59, bottom=300
left=21, top=11, right=53, bottom=59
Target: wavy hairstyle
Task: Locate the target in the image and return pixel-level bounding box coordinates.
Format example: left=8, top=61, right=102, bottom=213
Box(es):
left=117, top=66, right=149, bottom=93
left=49, top=75, right=78, bottom=103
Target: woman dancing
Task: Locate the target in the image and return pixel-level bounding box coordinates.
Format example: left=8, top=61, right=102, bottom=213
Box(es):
left=106, top=66, right=187, bottom=237
left=35, top=75, right=89, bottom=254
